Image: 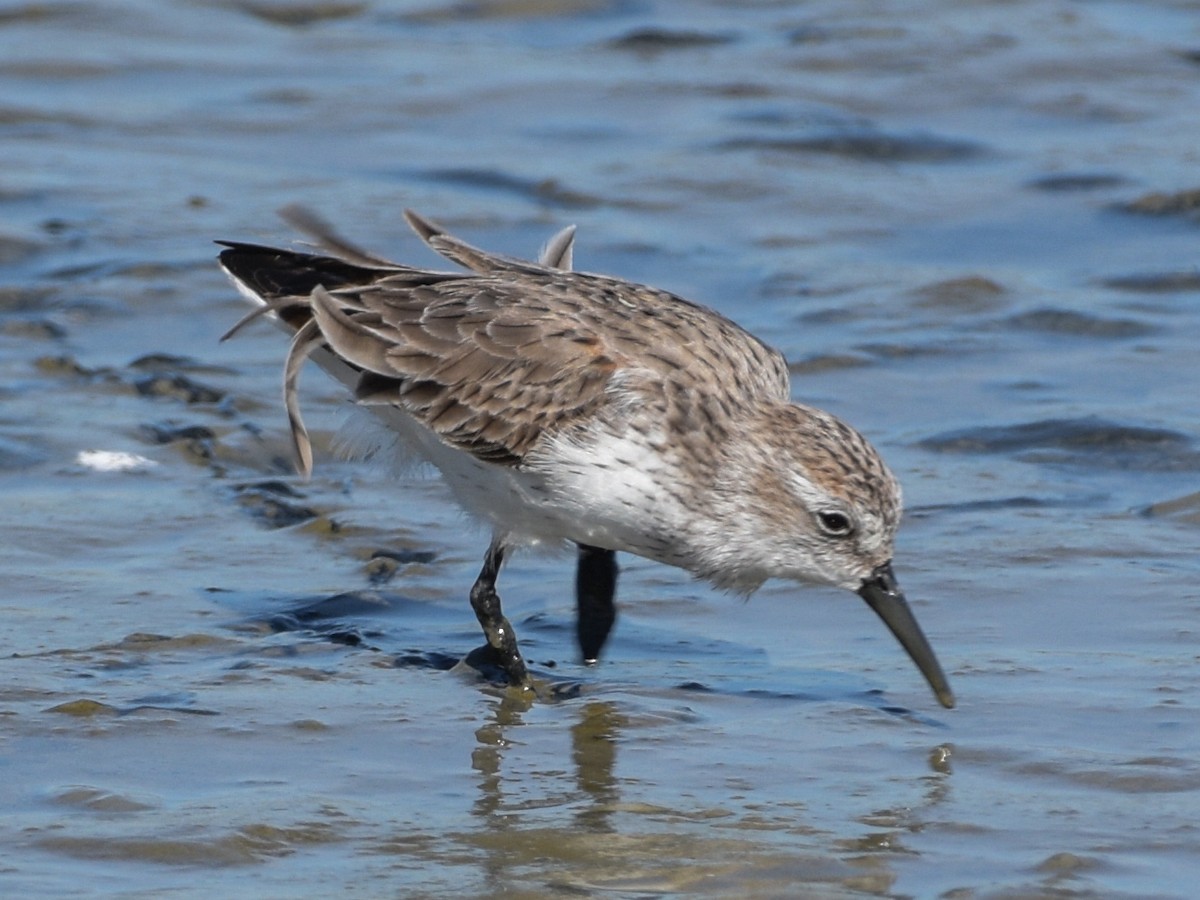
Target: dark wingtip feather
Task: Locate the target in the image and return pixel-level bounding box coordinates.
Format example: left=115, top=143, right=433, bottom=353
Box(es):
left=217, top=243, right=394, bottom=301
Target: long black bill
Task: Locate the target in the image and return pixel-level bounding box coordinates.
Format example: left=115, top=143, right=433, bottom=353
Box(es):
left=857, top=561, right=955, bottom=709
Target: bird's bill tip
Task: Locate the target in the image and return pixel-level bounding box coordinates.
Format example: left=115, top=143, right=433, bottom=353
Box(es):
left=857, top=561, right=955, bottom=709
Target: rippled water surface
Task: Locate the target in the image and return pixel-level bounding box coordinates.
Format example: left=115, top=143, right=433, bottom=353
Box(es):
left=3, top=1, right=1200, bottom=897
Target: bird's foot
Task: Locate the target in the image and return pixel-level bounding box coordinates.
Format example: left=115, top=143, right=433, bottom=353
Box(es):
left=461, top=632, right=533, bottom=692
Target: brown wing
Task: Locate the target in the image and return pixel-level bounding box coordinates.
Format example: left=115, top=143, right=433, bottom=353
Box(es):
left=308, top=277, right=622, bottom=465
left=399, top=209, right=790, bottom=406
left=220, top=209, right=791, bottom=474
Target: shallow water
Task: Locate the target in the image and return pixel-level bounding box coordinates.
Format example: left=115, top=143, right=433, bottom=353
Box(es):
left=3, top=1, right=1200, bottom=897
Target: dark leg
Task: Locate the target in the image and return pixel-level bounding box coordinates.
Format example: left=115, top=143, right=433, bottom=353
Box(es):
left=576, top=543, right=618, bottom=664
left=469, top=538, right=530, bottom=688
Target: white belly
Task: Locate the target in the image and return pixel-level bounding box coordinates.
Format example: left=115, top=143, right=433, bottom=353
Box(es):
left=348, top=404, right=691, bottom=561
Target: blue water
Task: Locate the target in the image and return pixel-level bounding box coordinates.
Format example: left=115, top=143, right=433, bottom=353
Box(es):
left=2, top=1, right=1200, bottom=897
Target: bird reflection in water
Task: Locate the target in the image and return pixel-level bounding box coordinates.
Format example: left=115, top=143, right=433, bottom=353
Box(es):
left=470, top=697, right=624, bottom=834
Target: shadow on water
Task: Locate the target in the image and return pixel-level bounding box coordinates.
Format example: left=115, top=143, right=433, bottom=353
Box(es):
left=223, top=588, right=950, bottom=727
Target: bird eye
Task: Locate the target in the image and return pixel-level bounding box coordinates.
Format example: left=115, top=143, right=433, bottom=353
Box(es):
left=817, top=510, right=854, bottom=537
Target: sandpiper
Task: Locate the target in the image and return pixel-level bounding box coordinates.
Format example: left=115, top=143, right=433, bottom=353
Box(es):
left=219, top=208, right=955, bottom=709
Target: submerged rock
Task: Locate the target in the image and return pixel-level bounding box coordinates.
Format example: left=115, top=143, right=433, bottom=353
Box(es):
left=722, top=131, right=984, bottom=163
left=134, top=373, right=224, bottom=404
left=233, top=481, right=320, bottom=527
left=1117, top=187, right=1200, bottom=218
left=920, top=417, right=1200, bottom=471
left=1001, top=308, right=1153, bottom=338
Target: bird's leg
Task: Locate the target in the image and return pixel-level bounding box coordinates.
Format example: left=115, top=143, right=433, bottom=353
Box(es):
left=469, top=538, right=531, bottom=688
left=575, top=543, right=618, bottom=664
